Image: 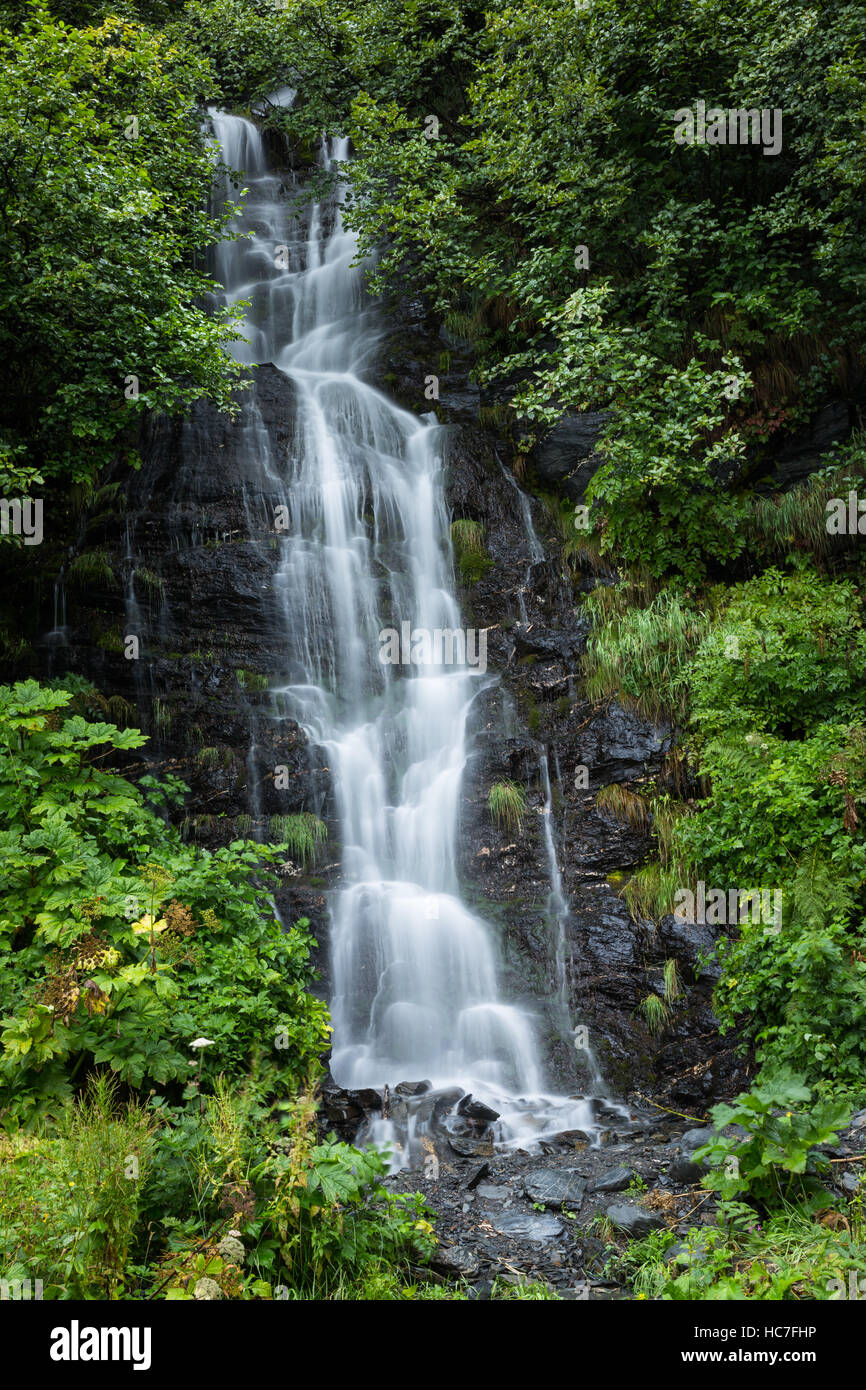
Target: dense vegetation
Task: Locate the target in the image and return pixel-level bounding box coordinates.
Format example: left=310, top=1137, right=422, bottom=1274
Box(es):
left=1, top=0, right=865, bottom=1302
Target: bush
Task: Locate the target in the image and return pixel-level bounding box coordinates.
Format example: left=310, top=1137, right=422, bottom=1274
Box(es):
left=0, top=680, right=330, bottom=1121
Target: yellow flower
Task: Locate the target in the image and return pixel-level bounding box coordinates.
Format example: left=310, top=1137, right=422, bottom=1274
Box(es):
left=132, top=914, right=168, bottom=936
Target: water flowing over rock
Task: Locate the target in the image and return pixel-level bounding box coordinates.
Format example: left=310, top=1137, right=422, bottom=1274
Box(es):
left=205, top=107, right=603, bottom=1159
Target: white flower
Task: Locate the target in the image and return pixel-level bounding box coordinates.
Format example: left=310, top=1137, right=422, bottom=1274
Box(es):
left=190, top=1037, right=215, bottom=1050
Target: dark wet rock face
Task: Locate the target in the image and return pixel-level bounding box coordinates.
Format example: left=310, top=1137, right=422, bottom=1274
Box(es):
left=528, top=409, right=611, bottom=501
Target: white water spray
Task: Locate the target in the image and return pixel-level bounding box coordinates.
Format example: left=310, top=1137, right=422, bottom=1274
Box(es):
left=208, top=105, right=600, bottom=1156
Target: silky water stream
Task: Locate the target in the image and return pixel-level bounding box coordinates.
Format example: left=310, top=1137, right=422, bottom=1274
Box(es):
left=208, top=104, right=612, bottom=1167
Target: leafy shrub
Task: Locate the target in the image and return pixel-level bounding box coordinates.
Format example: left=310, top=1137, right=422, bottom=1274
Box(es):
left=0, top=681, right=330, bottom=1120
left=689, top=569, right=866, bottom=740
left=694, top=1071, right=850, bottom=1207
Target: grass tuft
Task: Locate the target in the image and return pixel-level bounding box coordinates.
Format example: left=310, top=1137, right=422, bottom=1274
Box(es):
left=487, top=779, right=527, bottom=834
left=269, top=812, right=328, bottom=865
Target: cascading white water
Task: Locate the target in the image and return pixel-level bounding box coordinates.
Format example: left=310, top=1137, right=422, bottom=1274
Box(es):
left=208, top=103, right=599, bottom=1155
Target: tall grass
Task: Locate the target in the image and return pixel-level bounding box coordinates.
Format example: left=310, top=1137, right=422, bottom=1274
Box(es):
left=595, top=782, right=651, bottom=831
left=637, top=992, right=669, bottom=1037
left=622, top=862, right=681, bottom=925
left=583, top=587, right=710, bottom=724
left=487, top=779, right=527, bottom=834
left=269, top=812, right=328, bottom=865
left=0, top=1076, right=155, bottom=1298
left=745, top=456, right=866, bottom=565
left=451, top=518, right=493, bottom=583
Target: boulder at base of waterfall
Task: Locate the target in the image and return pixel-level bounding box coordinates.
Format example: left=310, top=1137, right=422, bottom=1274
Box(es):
left=395, top=1079, right=432, bottom=1096
left=430, top=1087, right=466, bottom=1118
left=457, top=1094, right=501, bottom=1123
left=559, top=1129, right=590, bottom=1147
left=606, top=1203, right=667, bottom=1237
left=449, top=1135, right=495, bottom=1159
left=522, top=1169, right=587, bottom=1210
left=589, top=1166, right=635, bottom=1194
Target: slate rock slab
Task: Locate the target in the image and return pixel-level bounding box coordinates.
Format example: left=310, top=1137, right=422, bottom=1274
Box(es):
left=491, top=1210, right=565, bottom=1242
left=606, top=1203, right=667, bottom=1237
left=589, top=1166, right=635, bottom=1194
left=523, top=1169, right=587, bottom=1210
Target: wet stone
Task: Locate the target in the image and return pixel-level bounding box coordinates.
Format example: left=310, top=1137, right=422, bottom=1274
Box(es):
left=589, top=1166, right=635, bottom=1194
left=558, top=1129, right=590, bottom=1146
left=605, top=1203, right=667, bottom=1237
left=449, top=1136, right=495, bottom=1159
left=490, top=1210, right=565, bottom=1242
left=431, top=1246, right=481, bottom=1278
left=465, top=1162, right=490, bottom=1190
left=680, top=1127, right=715, bottom=1153
left=457, top=1094, right=501, bottom=1123
left=522, top=1169, right=587, bottom=1211
left=667, top=1157, right=705, bottom=1185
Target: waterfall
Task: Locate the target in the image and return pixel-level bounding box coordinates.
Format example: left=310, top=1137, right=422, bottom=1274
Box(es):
left=208, top=103, right=599, bottom=1156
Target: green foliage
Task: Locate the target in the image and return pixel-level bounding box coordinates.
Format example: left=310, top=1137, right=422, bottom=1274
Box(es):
left=708, top=854, right=866, bottom=1088
left=0, top=3, right=247, bottom=490
left=67, top=550, right=115, bottom=587
left=149, top=1083, right=437, bottom=1301
left=276, top=0, right=866, bottom=580
left=694, top=1071, right=850, bottom=1206
left=487, top=778, right=527, bottom=834
left=618, top=1200, right=866, bottom=1301
left=172, top=0, right=293, bottom=106
left=0, top=680, right=330, bottom=1120
left=583, top=587, right=710, bottom=724
left=268, top=812, right=328, bottom=866
left=689, top=569, right=866, bottom=740
left=0, top=1074, right=156, bottom=1298
left=450, top=518, right=493, bottom=583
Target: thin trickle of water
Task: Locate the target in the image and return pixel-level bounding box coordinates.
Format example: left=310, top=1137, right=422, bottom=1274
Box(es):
left=207, top=104, right=602, bottom=1158
left=538, top=751, right=570, bottom=1019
